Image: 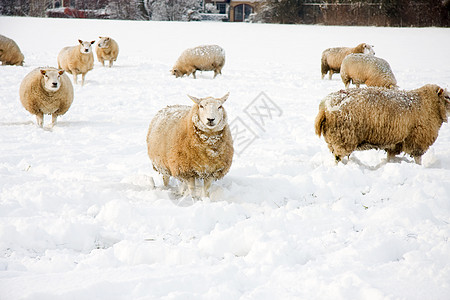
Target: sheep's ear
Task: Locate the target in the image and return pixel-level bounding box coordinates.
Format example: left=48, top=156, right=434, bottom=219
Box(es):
left=437, top=87, right=444, bottom=96
left=91, top=40, right=95, bottom=44
left=220, top=92, right=230, bottom=103
left=78, top=39, right=83, bottom=44
left=40, top=70, right=46, bottom=76
left=58, top=70, right=65, bottom=75
left=188, top=95, right=201, bottom=104
left=99, top=36, right=102, bottom=39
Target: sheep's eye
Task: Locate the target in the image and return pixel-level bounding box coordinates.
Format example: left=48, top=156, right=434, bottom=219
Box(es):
left=218, top=106, right=222, bottom=110
left=199, top=105, right=204, bottom=109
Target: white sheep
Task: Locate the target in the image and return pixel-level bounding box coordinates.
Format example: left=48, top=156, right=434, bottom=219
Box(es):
left=96, top=36, right=119, bottom=67
left=171, top=45, right=225, bottom=79
left=57, top=39, right=95, bottom=85
left=0, top=34, right=24, bottom=66
left=340, top=54, right=397, bottom=89
left=314, top=85, right=450, bottom=164
left=146, top=93, right=234, bottom=198
left=321, top=43, right=375, bottom=80
left=19, top=67, right=74, bottom=128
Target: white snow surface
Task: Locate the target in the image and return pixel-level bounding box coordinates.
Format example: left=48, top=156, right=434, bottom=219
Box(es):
left=1, top=17, right=450, bottom=300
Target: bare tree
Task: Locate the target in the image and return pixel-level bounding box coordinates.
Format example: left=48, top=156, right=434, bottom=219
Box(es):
left=151, top=0, right=201, bottom=21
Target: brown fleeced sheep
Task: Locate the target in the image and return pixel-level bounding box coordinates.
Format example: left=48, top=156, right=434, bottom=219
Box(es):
left=96, top=36, right=119, bottom=67
left=19, top=67, right=74, bottom=128
left=321, top=43, right=375, bottom=80
left=340, top=54, right=397, bottom=89
left=57, top=39, right=95, bottom=85
left=146, top=93, right=234, bottom=198
left=0, top=34, right=24, bottom=66
left=314, top=85, right=450, bottom=164
left=171, top=45, right=225, bottom=79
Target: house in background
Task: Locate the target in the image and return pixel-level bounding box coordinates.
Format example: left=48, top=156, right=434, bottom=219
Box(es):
left=204, top=0, right=261, bottom=22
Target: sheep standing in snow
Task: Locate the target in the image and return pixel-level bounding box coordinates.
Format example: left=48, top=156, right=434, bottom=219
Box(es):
left=96, top=36, right=119, bottom=67
left=0, top=34, right=24, bottom=66
left=340, top=54, right=397, bottom=89
left=19, top=67, right=74, bottom=128
left=146, top=93, right=234, bottom=198
left=314, top=85, right=450, bottom=164
left=171, top=45, right=225, bottom=79
left=321, top=43, right=375, bottom=80
left=57, top=39, right=95, bottom=85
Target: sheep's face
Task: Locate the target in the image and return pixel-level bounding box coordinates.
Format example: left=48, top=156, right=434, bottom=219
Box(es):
left=78, top=39, right=95, bottom=54
left=97, top=37, right=110, bottom=48
left=40, top=69, right=65, bottom=92
left=189, top=93, right=229, bottom=131
left=438, top=87, right=450, bottom=115
left=171, top=68, right=183, bottom=78
left=363, top=44, right=375, bottom=55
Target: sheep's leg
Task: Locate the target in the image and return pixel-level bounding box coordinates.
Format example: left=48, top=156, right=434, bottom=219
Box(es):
left=108, top=60, right=113, bottom=68
left=81, top=73, right=86, bottom=86
left=51, top=114, right=58, bottom=128
left=355, top=83, right=360, bottom=88
left=36, top=112, right=44, bottom=128
left=73, top=73, right=78, bottom=84
left=99, top=58, right=104, bottom=66
left=387, top=144, right=402, bottom=162
left=192, top=70, right=196, bottom=79
left=413, top=155, right=422, bottom=165
left=162, top=175, right=170, bottom=187
left=328, top=70, right=333, bottom=80
left=202, top=177, right=213, bottom=198
left=186, top=178, right=196, bottom=197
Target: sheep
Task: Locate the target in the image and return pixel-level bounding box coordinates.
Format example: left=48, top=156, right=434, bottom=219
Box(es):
left=321, top=43, right=375, bottom=80
left=19, top=67, right=74, bottom=128
left=96, top=36, right=119, bottom=67
left=314, top=85, right=450, bottom=164
left=0, top=34, right=24, bottom=66
left=340, top=54, right=397, bottom=89
left=146, top=93, right=234, bottom=198
left=57, top=39, right=95, bottom=85
left=171, top=45, right=225, bottom=79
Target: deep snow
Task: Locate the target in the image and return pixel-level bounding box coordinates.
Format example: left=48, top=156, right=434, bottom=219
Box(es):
left=1, top=16, right=450, bottom=300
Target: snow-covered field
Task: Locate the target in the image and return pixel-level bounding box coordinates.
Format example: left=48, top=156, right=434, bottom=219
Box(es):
left=1, top=16, right=450, bottom=299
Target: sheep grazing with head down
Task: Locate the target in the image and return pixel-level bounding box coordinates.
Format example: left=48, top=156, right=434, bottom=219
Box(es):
left=57, top=39, right=95, bottom=85
left=171, top=45, right=225, bottom=79
left=146, top=93, right=234, bottom=198
left=19, top=67, right=74, bottom=128
left=0, top=34, right=24, bottom=66
left=340, top=54, right=397, bottom=89
left=315, top=85, right=450, bottom=164
left=96, top=36, right=119, bottom=67
left=321, top=43, right=375, bottom=80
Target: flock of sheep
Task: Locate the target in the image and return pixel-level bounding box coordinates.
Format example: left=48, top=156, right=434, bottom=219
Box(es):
left=317, top=42, right=450, bottom=165
left=1, top=33, right=231, bottom=198
left=1, top=33, right=450, bottom=198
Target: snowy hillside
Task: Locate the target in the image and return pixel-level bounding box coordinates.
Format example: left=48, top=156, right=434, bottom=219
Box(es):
left=1, top=16, right=450, bottom=300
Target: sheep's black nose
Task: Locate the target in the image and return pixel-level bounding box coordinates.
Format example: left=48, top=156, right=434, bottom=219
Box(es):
left=207, top=118, right=215, bottom=123
left=52, top=82, right=58, bottom=87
